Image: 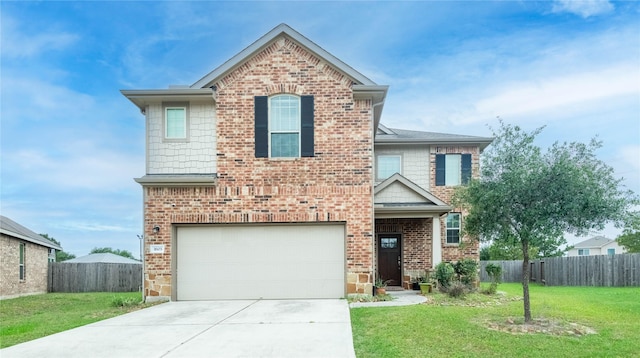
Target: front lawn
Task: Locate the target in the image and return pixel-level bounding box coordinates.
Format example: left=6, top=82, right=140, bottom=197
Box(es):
left=351, top=283, right=640, bottom=357
left=0, top=292, right=157, bottom=348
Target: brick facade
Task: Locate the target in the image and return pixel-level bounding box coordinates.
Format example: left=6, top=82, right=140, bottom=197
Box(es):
left=0, top=235, right=50, bottom=299
left=142, top=36, right=374, bottom=299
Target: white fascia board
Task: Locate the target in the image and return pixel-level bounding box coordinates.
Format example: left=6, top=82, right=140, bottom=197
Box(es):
left=121, top=89, right=215, bottom=112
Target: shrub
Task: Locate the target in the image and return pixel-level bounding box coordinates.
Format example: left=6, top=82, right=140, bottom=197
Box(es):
left=435, top=262, right=455, bottom=290
left=454, top=259, right=478, bottom=286
left=485, top=263, right=503, bottom=294
left=447, top=281, right=467, bottom=298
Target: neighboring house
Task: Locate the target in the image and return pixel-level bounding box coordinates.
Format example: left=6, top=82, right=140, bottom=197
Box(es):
left=0, top=215, right=61, bottom=299
left=63, top=253, right=142, bottom=264
left=567, top=236, right=627, bottom=256
left=122, top=24, right=492, bottom=301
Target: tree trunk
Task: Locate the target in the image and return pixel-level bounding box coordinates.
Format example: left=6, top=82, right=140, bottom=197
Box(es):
left=522, top=240, right=532, bottom=322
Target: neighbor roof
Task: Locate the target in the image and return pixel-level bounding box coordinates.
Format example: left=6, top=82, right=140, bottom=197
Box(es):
left=375, top=125, right=493, bottom=150
left=64, top=252, right=141, bottom=264
left=573, top=236, right=615, bottom=248
left=0, top=215, right=62, bottom=250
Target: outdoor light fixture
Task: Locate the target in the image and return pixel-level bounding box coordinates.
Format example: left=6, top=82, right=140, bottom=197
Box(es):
left=153, top=226, right=160, bottom=233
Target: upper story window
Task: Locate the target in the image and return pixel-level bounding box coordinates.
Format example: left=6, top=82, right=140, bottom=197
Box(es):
left=163, top=102, right=189, bottom=141
left=269, top=95, right=300, bottom=157
left=435, top=153, right=471, bottom=186
left=254, top=95, right=314, bottom=158
left=446, top=213, right=461, bottom=244
left=377, top=155, right=401, bottom=180
left=19, top=242, right=25, bottom=280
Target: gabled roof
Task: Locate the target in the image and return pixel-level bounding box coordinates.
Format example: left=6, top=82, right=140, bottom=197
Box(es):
left=374, top=173, right=452, bottom=216
left=63, top=252, right=141, bottom=264
left=376, top=126, right=493, bottom=150
left=0, top=215, right=62, bottom=250
left=574, top=236, right=615, bottom=249
left=191, top=23, right=377, bottom=89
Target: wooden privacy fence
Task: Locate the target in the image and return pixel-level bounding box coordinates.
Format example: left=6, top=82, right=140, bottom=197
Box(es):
left=480, top=253, right=640, bottom=287
left=48, top=262, right=142, bottom=292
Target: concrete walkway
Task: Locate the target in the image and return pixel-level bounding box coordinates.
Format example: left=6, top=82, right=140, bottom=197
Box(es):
left=349, top=289, right=427, bottom=308
left=1, top=299, right=355, bottom=358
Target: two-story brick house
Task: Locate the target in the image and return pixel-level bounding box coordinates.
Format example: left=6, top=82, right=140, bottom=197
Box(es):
left=123, top=24, right=491, bottom=301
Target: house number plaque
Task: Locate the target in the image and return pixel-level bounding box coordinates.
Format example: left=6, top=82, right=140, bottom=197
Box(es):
left=149, top=244, right=165, bottom=254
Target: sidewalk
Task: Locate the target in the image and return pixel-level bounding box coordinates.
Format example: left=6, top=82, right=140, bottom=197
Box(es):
left=349, top=289, right=427, bottom=308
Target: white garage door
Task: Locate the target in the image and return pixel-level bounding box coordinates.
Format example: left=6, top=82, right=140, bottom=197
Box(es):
left=176, top=224, right=345, bottom=300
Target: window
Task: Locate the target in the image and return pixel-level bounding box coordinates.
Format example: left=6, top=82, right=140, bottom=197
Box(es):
left=270, top=95, right=300, bottom=157
left=377, top=155, right=401, bottom=180
left=435, top=154, right=471, bottom=186
left=163, top=102, right=189, bottom=140
left=578, top=249, right=590, bottom=256
left=254, top=95, right=314, bottom=158
left=446, top=213, right=461, bottom=244
left=19, top=242, right=25, bottom=280
left=607, top=248, right=615, bottom=255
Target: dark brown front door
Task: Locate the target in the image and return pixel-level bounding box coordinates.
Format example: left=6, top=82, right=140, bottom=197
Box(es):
left=377, top=234, right=401, bottom=286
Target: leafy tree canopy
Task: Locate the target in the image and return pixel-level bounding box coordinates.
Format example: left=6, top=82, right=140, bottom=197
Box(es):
left=40, top=233, right=76, bottom=262
left=90, top=247, right=136, bottom=260
left=454, top=120, right=636, bottom=322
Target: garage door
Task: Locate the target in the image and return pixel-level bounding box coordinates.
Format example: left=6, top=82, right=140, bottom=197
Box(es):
left=176, top=224, right=345, bottom=300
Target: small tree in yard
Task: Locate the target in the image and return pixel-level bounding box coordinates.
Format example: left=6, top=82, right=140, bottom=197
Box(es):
left=454, top=121, right=636, bottom=323
left=617, top=212, right=640, bottom=253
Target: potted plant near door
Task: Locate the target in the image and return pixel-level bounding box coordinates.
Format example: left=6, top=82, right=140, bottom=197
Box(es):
left=418, top=276, right=432, bottom=294
left=374, top=277, right=390, bottom=296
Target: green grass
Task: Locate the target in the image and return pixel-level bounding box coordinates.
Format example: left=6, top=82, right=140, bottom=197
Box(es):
left=0, top=292, right=157, bottom=348
left=351, top=283, right=640, bottom=358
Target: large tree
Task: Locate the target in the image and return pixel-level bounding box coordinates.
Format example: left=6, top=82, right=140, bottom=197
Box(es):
left=90, top=247, right=136, bottom=260
left=454, top=121, right=634, bottom=322
left=40, top=234, right=76, bottom=262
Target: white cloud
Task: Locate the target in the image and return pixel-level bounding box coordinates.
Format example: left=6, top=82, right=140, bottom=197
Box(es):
left=552, top=0, right=614, bottom=18
left=1, top=17, right=79, bottom=59
left=467, top=63, right=639, bottom=124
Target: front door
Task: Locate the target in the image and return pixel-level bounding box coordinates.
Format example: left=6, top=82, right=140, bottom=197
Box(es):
left=377, top=234, right=401, bottom=286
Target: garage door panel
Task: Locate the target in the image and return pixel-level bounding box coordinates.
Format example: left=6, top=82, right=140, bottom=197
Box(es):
left=176, top=224, right=345, bottom=300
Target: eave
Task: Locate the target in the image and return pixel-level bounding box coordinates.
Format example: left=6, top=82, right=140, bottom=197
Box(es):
left=120, top=89, right=215, bottom=113
left=134, top=174, right=218, bottom=187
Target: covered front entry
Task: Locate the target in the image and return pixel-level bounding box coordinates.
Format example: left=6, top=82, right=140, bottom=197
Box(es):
left=377, top=234, right=402, bottom=286
left=175, top=223, right=345, bottom=300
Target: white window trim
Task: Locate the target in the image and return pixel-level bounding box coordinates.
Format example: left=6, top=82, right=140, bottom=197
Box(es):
left=162, top=102, right=190, bottom=142
left=376, top=154, right=402, bottom=181
left=268, top=94, right=301, bottom=158
left=446, top=213, right=461, bottom=245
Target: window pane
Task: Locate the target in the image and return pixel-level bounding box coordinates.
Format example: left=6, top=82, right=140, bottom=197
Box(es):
left=270, top=96, right=300, bottom=131
left=271, top=133, right=299, bottom=157
left=447, top=213, right=460, bottom=229
left=445, top=154, right=461, bottom=186
left=166, top=108, right=186, bottom=138
left=377, top=156, right=401, bottom=179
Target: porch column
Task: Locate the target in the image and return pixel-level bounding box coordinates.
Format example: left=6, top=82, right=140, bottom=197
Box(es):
left=432, top=215, right=442, bottom=268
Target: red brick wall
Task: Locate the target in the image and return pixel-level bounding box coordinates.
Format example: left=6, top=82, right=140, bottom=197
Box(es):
left=142, top=36, right=374, bottom=298
left=429, top=145, right=481, bottom=263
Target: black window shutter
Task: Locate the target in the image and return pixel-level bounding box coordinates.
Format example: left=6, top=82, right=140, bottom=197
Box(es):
left=435, top=154, right=446, bottom=186
left=254, top=96, right=268, bottom=158
left=461, top=154, right=472, bottom=185
left=300, top=95, right=314, bottom=157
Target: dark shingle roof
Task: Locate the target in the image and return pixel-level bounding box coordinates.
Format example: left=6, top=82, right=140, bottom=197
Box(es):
left=375, top=126, right=493, bottom=149
left=0, top=215, right=62, bottom=250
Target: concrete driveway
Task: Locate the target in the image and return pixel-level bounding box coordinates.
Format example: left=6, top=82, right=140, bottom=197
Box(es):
left=1, top=299, right=356, bottom=358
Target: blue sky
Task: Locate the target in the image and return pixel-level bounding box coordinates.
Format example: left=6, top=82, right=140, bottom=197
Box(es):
left=2, top=1, right=639, bottom=258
